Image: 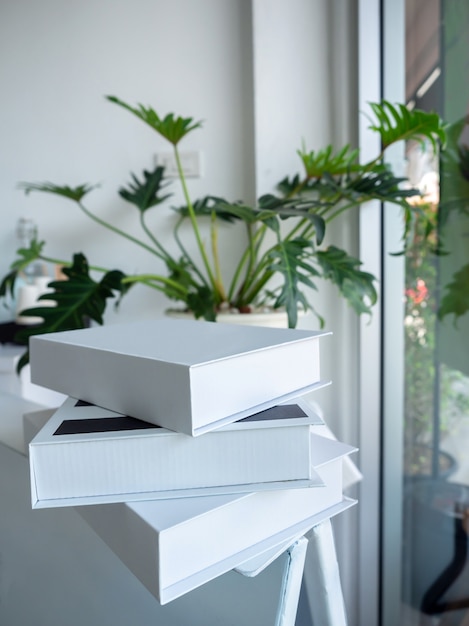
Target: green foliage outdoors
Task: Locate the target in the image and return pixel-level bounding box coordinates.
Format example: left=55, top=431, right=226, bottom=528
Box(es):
left=403, top=195, right=469, bottom=475
left=402, top=115, right=469, bottom=475
left=437, top=118, right=469, bottom=323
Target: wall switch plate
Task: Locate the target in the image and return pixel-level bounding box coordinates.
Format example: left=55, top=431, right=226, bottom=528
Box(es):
left=155, top=151, right=201, bottom=178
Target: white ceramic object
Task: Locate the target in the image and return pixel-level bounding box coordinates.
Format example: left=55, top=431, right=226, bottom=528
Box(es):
left=165, top=308, right=297, bottom=328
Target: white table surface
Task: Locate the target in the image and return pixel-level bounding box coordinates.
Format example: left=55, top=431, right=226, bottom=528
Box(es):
left=0, top=391, right=45, bottom=454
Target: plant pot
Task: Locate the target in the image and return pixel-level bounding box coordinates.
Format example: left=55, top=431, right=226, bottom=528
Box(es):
left=165, top=308, right=295, bottom=329
left=403, top=478, right=469, bottom=610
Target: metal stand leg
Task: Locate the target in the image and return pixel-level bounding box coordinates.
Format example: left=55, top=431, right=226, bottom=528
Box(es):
left=275, top=537, right=309, bottom=626
left=303, top=520, right=348, bottom=626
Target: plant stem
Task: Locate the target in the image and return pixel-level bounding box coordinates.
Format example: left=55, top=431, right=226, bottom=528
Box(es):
left=173, top=146, right=222, bottom=298
left=236, top=237, right=279, bottom=306
left=284, top=174, right=310, bottom=199
left=210, top=211, right=227, bottom=301
left=322, top=198, right=368, bottom=225
left=240, top=267, right=275, bottom=305
left=229, top=222, right=267, bottom=304
left=282, top=217, right=309, bottom=242
left=173, top=217, right=210, bottom=286
left=139, top=212, right=174, bottom=261
left=37, top=253, right=111, bottom=275
left=77, top=201, right=166, bottom=261
left=122, top=273, right=188, bottom=296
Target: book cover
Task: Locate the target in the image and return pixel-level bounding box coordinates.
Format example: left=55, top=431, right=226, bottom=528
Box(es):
left=76, top=437, right=355, bottom=604
left=29, top=396, right=326, bottom=508
left=29, top=319, right=330, bottom=435
left=23, top=406, right=357, bottom=605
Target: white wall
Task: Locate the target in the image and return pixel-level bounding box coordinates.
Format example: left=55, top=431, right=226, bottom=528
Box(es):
left=252, top=0, right=332, bottom=195
left=0, top=0, right=255, bottom=323
left=0, top=0, right=359, bottom=433
left=1, top=1, right=362, bottom=623
left=251, top=0, right=360, bottom=443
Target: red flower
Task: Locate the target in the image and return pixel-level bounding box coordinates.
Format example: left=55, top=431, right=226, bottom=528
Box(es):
left=405, top=279, right=428, bottom=304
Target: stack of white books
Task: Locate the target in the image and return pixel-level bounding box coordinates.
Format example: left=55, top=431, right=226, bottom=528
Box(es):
left=25, top=318, right=358, bottom=604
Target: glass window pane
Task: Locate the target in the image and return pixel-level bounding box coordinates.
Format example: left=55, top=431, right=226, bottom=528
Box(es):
left=401, top=1, right=469, bottom=623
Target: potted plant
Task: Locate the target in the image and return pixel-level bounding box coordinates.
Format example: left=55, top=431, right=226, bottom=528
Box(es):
left=0, top=97, right=446, bottom=369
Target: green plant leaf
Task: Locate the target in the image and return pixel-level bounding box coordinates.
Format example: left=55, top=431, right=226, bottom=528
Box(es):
left=276, top=175, right=303, bottom=196
left=288, top=155, right=421, bottom=214
left=162, top=255, right=216, bottom=321
left=187, top=286, right=217, bottom=321
left=11, top=239, right=45, bottom=271
left=458, top=143, right=469, bottom=181
left=398, top=199, right=444, bottom=255
left=438, top=262, right=469, bottom=323
left=18, top=182, right=98, bottom=202
left=345, top=164, right=419, bottom=204
left=0, top=240, right=45, bottom=299
left=173, top=196, right=254, bottom=223
left=439, top=118, right=469, bottom=228
left=298, top=144, right=360, bottom=178
left=106, top=96, right=202, bottom=146
left=367, top=101, right=446, bottom=152
left=14, top=253, right=128, bottom=370
left=212, top=200, right=267, bottom=224
left=257, top=194, right=296, bottom=211
left=163, top=256, right=199, bottom=298
left=258, top=194, right=326, bottom=244
left=315, top=245, right=378, bottom=316
left=119, top=166, right=172, bottom=213
left=0, top=270, right=18, bottom=300
left=268, top=239, right=321, bottom=327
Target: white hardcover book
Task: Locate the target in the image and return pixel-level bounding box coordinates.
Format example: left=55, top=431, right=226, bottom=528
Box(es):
left=23, top=407, right=357, bottom=605
left=29, top=319, right=330, bottom=435
left=76, top=436, right=355, bottom=605
left=29, top=396, right=326, bottom=509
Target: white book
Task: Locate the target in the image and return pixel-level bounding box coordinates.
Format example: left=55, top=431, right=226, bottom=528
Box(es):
left=76, top=438, right=354, bottom=605
left=29, top=319, right=330, bottom=435
left=28, top=396, right=326, bottom=509
left=23, top=407, right=357, bottom=605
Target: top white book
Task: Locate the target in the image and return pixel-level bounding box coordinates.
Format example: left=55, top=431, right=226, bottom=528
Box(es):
left=30, top=319, right=330, bottom=436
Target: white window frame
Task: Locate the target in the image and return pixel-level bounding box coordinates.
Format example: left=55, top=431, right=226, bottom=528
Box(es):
left=358, top=1, right=405, bottom=625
